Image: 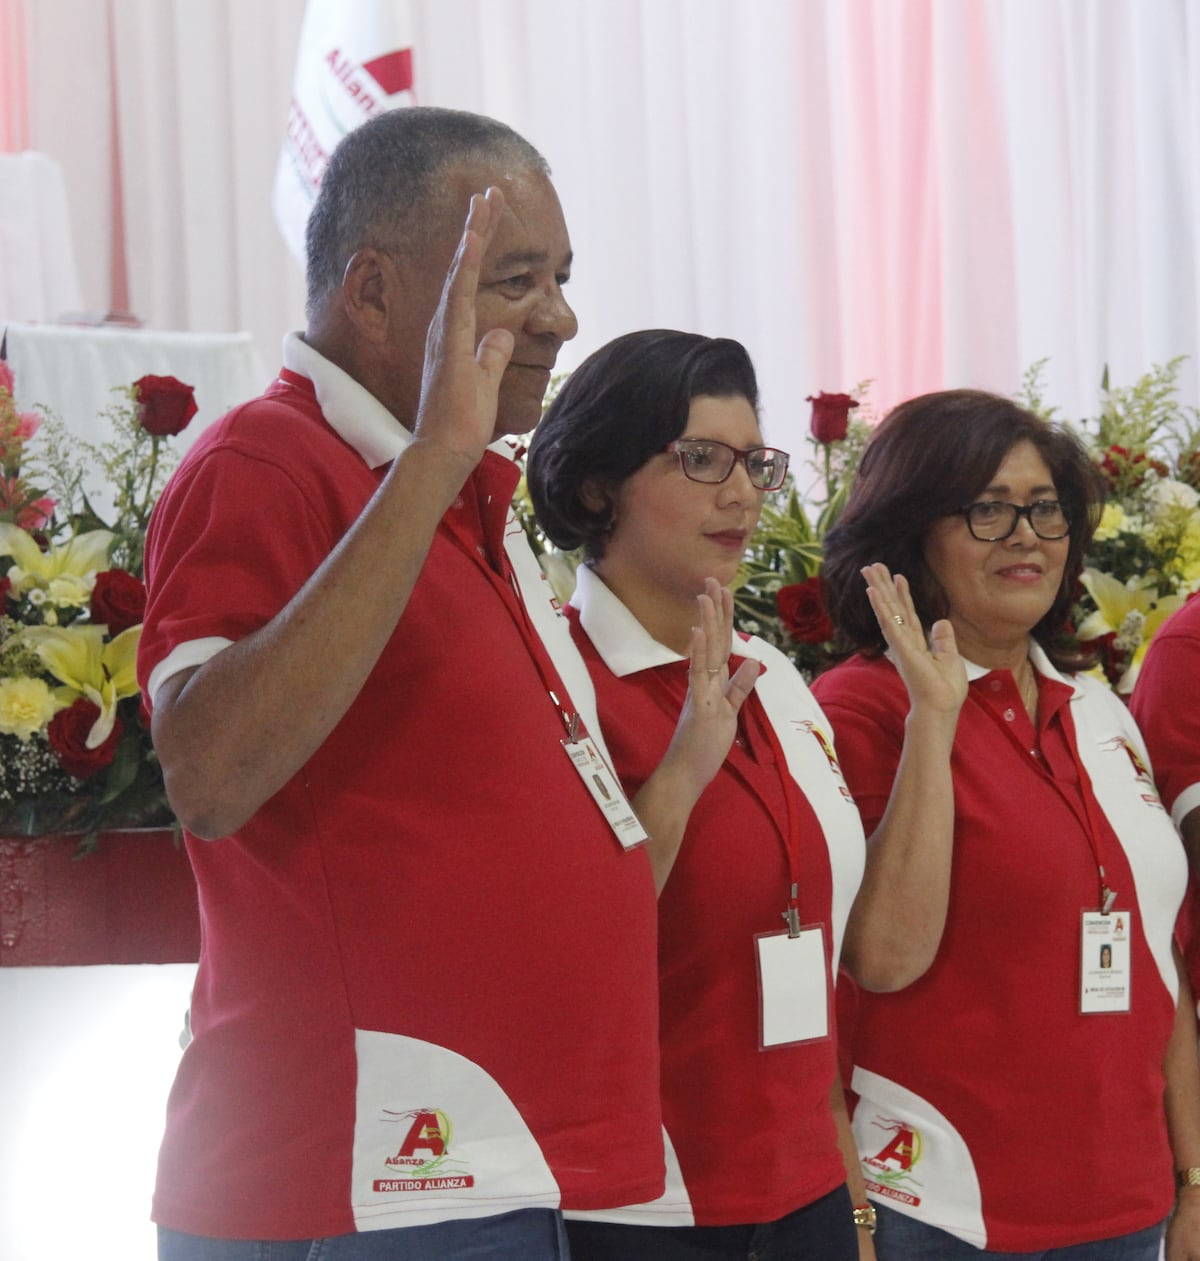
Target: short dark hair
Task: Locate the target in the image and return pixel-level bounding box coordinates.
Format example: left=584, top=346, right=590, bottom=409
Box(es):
left=527, top=329, right=759, bottom=559
left=821, top=388, right=1106, bottom=668
left=304, top=106, right=549, bottom=317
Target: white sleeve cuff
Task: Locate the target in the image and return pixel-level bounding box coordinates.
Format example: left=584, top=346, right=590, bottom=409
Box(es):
left=146, top=637, right=234, bottom=705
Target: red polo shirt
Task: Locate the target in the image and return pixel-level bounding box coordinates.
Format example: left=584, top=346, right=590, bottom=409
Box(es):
left=813, top=647, right=1184, bottom=1251
left=565, top=565, right=865, bottom=1227
left=138, top=340, right=663, bottom=1240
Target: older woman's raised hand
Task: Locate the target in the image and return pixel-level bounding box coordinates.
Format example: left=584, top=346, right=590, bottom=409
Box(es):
left=840, top=564, right=969, bottom=990
left=861, top=563, right=967, bottom=718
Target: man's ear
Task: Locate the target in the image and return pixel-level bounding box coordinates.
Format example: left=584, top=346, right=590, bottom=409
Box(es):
left=340, top=248, right=396, bottom=342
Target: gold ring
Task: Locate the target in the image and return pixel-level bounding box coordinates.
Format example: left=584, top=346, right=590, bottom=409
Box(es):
left=706, top=667, right=722, bottom=674
left=892, top=615, right=905, bottom=626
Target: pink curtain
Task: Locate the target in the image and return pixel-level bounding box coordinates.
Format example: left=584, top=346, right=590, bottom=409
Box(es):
left=0, top=0, right=29, bottom=152
left=6, top=0, right=1199, bottom=449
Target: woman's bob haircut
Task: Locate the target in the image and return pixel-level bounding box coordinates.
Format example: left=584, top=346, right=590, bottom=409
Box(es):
left=527, top=329, right=759, bottom=560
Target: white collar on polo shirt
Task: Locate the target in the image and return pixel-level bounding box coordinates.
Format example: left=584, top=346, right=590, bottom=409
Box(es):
left=281, top=331, right=519, bottom=471
left=570, top=563, right=691, bottom=678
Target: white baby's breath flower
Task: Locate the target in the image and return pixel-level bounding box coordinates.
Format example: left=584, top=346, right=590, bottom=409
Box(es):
left=1115, top=608, right=1147, bottom=652
left=1145, top=477, right=1200, bottom=522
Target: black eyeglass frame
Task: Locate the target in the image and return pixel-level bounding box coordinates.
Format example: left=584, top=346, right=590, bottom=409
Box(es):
left=957, top=499, right=1071, bottom=542
left=665, top=438, right=791, bottom=492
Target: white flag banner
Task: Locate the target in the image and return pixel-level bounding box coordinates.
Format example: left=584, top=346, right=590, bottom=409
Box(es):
left=273, top=0, right=417, bottom=264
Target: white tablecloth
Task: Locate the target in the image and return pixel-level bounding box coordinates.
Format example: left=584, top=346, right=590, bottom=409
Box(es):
left=0, top=152, right=83, bottom=324
left=2, top=321, right=267, bottom=518
left=2, top=320, right=266, bottom=447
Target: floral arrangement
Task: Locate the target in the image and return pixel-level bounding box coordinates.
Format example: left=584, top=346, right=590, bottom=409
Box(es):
left=731, top=391, right=875, bottom=679
left=733, top=361, right=1200, bottom=690
left=1029, top=358, right=1200, bottom=692
left=0, top=366, right=197, bottom=844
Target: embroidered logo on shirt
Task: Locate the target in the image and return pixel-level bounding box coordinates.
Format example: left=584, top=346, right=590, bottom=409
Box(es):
left=1101, top=736, right=1165, bottom=810
left=861, top=1117, right=924, bottom=1206
left=793, top=720, right=855, bottom=803
left=373, top=1108, right=475, bottom=1193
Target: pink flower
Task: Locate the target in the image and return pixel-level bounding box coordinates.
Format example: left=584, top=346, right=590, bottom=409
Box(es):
left=0, top=361, right=13, bottom=395
left=15, top=497, right=55, bottom=531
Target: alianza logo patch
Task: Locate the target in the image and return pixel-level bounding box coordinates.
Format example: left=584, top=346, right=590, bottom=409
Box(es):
left=862, top=1116, right=924, bottom=1206
left=1104, top=734, right=1165, bottom=809
left=373, top=1108, right=475, bottom=1194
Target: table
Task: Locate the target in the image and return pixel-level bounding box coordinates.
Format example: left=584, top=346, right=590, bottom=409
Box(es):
left=2, top=319, right=266, bottom=450
left=1, top=321, right=267, bottom=515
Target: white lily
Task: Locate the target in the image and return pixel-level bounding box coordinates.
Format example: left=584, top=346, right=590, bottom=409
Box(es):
left=1077, top=568, right=1184, bottom=692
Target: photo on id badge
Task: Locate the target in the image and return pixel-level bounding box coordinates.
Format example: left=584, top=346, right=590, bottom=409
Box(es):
left=1080, top=911, right=1131, bottom=1014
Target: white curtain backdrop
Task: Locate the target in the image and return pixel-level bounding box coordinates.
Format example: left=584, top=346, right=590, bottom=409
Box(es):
left=10, top=0, right=1200, bottom=456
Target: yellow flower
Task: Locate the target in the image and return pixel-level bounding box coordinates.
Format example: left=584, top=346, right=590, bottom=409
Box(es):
left=0, top=676, right=65, bottom=741
left=1077, top=569, right=1184, bottom=692
left=23, top=623, right=141, bottom=747
left=1092, top=503, right=1128, bottom=542
left=0, top=524, right=114, bottom=609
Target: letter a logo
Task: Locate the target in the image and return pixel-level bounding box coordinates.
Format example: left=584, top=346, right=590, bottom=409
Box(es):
left=398, top=1110, right=447, bottom=1157
left=866, top=1120, right=921, bottom=1172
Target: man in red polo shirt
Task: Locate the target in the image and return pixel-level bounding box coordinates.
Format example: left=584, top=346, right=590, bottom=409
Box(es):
left=1131, top=595, right=1200, bottom=1006
left=138, top=108, right=662, bottom=1260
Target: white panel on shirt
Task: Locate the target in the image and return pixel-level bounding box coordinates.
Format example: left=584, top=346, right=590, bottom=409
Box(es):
left=565, top=1128, right=694, bottom=1227
left=851, top=1066, right=987, bottom=1247
left=351, top=1029, right=559, bottom=1230
left=1065, top=669, right=1188, bottom=1001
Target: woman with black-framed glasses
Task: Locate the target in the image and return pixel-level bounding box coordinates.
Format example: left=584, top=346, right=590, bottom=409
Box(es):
left=526, top=328, right=913, bottom=1260
left=811, top=388, right=1200, bottom=1260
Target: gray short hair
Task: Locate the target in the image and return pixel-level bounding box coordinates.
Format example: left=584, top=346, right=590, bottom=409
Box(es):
left=304, top=106, right=550, bottom=317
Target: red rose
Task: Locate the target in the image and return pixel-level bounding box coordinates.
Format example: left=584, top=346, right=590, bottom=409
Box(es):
left=91, top=568, right=147, bottom=634
left=1077, top=629, right=1128, bottom=687
left=0, top=574, right=10, bottom=605
left=806, top=391, right=859, bottom=445
left=134, top=374, right=198, bottom=437
left=47, top=698, right=124, bottom=779
left=777, top=576, right=835, bottom=644
left=1098, top=444, right=1168, bottom=492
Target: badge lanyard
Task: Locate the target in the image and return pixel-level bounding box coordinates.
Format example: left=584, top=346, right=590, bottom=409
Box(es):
left=970, top=688, right=1117, bottom=914
left=440, top=480, right=646, bottom=849
left=732, top=684, right=833, bottom=1048
left=969, top=684, right=1131, bottom=1014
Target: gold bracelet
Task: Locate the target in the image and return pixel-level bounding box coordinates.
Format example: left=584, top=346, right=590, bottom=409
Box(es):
left=853, top=1204, right=878, bottom=1235
left=1176, top=1167, right=1200, bottom=1189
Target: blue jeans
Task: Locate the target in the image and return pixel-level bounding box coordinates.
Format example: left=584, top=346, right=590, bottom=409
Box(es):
left=874, top=1202, right=1166, bottom=1260
left=158, top=1209, right=571, bottom=1260
left=565, top=1184, right=858, bottom=1260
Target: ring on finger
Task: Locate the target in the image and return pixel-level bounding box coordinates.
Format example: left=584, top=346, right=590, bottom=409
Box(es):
left=892, top=614, right=905, bottom=626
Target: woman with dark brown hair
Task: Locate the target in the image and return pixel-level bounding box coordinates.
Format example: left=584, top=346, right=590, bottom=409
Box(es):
left=813, top=388, right=1200, bottom=1260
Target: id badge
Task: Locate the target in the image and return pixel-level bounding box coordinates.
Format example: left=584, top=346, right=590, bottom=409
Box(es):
left=563, top=736, right=649, bottom=851
left=1079, top=909, right=1132, bottom=1013
left=755, top=925, right=830, bottom=1049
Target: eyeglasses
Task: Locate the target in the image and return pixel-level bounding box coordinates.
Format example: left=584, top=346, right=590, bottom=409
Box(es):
left=958, top=499, right=1070, bottom=541
left=666, top=439, right=791, bottom=492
